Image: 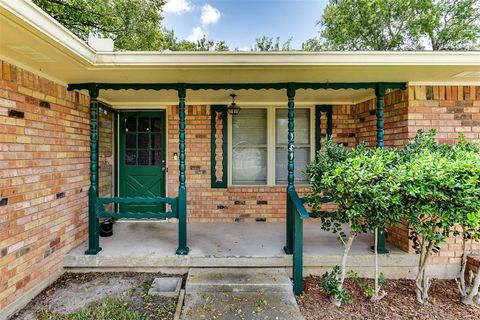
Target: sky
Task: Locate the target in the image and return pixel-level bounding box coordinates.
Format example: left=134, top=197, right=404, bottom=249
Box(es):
left=162, top=0, right=328, bottom=50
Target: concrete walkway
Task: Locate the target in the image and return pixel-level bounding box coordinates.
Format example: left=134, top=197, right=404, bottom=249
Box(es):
left=181, top=268, right=304, bottom=320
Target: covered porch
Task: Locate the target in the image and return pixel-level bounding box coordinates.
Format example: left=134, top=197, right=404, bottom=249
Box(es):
left=68, top=80, right=407, bottom=295
left=65, top=221, right=417, bottom=278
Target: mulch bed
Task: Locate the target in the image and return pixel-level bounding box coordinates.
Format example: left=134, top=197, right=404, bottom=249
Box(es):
left=297, top=276, right=480, bottom=320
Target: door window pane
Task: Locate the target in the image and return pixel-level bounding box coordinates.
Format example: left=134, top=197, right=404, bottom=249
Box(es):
left=125, top=151, right=136, bottom=165
left=138, top=150, right=149, bottom=165
left=125, top=117, right=136, bottom=132
left=232, top=109, right=267, bottom=185
left=138, top=133, right=149, bottom=149
left=151, top=150, right=162, bottom=166
left=275, top=109, right=310, bottom=184
left=138, top=117, right=149, bottom=132
left=151, top=118, right=162, bottom=132
left=126, top=133, right=136, bottom=148
left=151, top=134, right=162, bottom=149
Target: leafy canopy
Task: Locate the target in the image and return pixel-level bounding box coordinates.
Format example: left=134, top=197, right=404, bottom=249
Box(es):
left=306, top=140, right=404, bottom=238
left=304, top=0, right=480, bottom=50
left=33, top=0, right=229, bottom=51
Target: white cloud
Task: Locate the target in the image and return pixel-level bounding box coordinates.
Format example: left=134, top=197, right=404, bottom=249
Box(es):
left=187, top=26, right=207, bottom=42
left=164, top=0, right=193, bottom=15
left=201, top=4, right=221, bottom=26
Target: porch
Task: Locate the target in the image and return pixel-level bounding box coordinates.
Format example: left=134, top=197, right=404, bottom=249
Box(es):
left=65, top=221, right=418, bottom=278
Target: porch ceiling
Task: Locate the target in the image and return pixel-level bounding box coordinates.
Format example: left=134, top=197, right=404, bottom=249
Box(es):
left=98, top=88, right=374, bottom=107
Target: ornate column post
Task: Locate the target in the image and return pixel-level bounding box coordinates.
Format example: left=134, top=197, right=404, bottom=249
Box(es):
left=284, top=83, right=296, bottom=254
left=176, top=85, right=189, bottom=255
left=85, top=83, right=101, bottom=255
left=375, top=83, right=389, bottom=254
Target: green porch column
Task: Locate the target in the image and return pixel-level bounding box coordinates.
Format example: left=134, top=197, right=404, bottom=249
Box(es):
left=284, top=83, right=296, bottom=254
left=85, top=84, right=101, bottom=255
left=176, top=85, right=189, bottom=255
left=375, top=83, right=389, bottom=254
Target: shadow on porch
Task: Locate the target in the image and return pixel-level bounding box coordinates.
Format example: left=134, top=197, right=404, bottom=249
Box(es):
left=65, top=221, right=419, bottom=279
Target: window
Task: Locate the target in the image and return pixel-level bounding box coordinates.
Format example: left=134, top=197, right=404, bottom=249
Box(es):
left=230, top=107, right=313, bottom=186
left=232, top=109, right=267, bottom=185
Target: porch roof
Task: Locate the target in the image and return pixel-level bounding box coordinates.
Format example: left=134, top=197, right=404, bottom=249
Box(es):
left=1, top=0, right=480, bottom=106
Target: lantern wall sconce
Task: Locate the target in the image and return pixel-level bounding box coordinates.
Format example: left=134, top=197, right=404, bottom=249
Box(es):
left=227, top=93, right=241, bottom=115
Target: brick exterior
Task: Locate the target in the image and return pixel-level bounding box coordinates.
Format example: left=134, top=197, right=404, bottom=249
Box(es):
left=0, top=61, right=90, bottom=310
left=98, top=107, right=114, bottom=214
left=1, top=58, right=479, bottom=313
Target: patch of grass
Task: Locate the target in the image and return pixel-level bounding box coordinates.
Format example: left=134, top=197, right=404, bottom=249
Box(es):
left=37, top=297, right=175, bottom=320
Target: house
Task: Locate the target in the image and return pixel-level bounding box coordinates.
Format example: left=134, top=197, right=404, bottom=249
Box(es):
left=1, top=1, right=480, bottom=318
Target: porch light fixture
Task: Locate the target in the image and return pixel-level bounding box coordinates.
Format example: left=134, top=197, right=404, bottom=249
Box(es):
left=227, top=93, right=241, bottom=115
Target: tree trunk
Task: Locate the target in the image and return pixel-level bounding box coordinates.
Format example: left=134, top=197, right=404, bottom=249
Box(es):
left=463, top=268, right=480, bottom=306
left=457, top=234, right=468, bottom=297
left=340, top=234, right=355, bottom=286
left=332, top=233, right=355, bottom=307
left=371, top=228, right=385, bottom=302
left=415, top=237, right=434, bottom=304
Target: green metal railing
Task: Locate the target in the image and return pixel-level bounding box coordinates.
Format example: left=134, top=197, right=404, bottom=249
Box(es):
left=96, top=197, right=178, bottom=220
left=288, top=189, right=310, bottom=296
left=86, top=196, right=186, bottom=254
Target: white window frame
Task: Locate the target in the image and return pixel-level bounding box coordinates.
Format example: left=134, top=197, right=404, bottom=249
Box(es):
left=228, top=105, right=316, bottom=187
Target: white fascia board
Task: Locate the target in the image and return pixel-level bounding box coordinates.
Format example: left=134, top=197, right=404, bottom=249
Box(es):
left=0, top=0, right=96, bottom=66
left=94, top=51, right=480, bottom=67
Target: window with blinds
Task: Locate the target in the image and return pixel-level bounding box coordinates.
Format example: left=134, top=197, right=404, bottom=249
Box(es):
left=230, top=107, right=313, bottom=186
left=232, top=109, right=268, bottom=185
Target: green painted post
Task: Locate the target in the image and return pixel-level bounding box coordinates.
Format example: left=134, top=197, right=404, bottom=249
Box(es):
left=176, top=85, right=189, bottom=255
left=284, top=84, right=296, bottom=254
left=85, top=84, right=101, bottom=255
left=375, top=84, right=389, bottom=254
left=293, top=207, right=304, bottom=296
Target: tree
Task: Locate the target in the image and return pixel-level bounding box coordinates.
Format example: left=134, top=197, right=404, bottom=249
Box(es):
left=34, top=0, right=230, bottom=51
left=34, top=0, right=166, bottom=51
left=306, top=140, right=403, bottom=305
left=252, top=36, right=293, bottom=51
left=398, top=130, right=466, bottom=304
left=449, top=137, right=480, bottom=305
left=304, top=0, right=480, bottom=50
left=418, top=0, right=480, bottom=50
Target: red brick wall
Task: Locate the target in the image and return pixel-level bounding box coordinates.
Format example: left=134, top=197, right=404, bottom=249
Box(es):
left=0, top=61, right=89, bottom=310
left=407, top=85, right=480, bottom=143
left=98, top=107, right=113, bottom=200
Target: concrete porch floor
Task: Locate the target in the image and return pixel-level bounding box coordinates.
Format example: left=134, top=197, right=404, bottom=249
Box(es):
left=65, top=221, right=425, bottom=278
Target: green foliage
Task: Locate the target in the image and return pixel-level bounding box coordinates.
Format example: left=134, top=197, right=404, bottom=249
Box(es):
left=400, top=130, right=480, bottom=256
left=253, top=36, right=293, bottom=51
left=33, top=0, right=166, bottom=51
left=37, top=296, right=176, bottom=320
left=33, top=0, right=229, bottom=51
left=348, top=271, right=386, bottom=299
left=306, top=139, right=403, bottom=238
left=304, top=0, right=480, bottom=50
left=320, top=266, right=352, bottom=303
left=417, top=0, right=480, bottom=50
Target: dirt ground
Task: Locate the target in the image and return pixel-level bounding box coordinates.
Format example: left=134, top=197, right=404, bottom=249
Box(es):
left=11, top=272, right=180, bottom=320
left=298, top=276, right=480, bottom=320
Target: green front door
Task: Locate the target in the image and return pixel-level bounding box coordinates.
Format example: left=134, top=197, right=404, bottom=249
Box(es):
left=119, top=111, right=166, bottom=212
